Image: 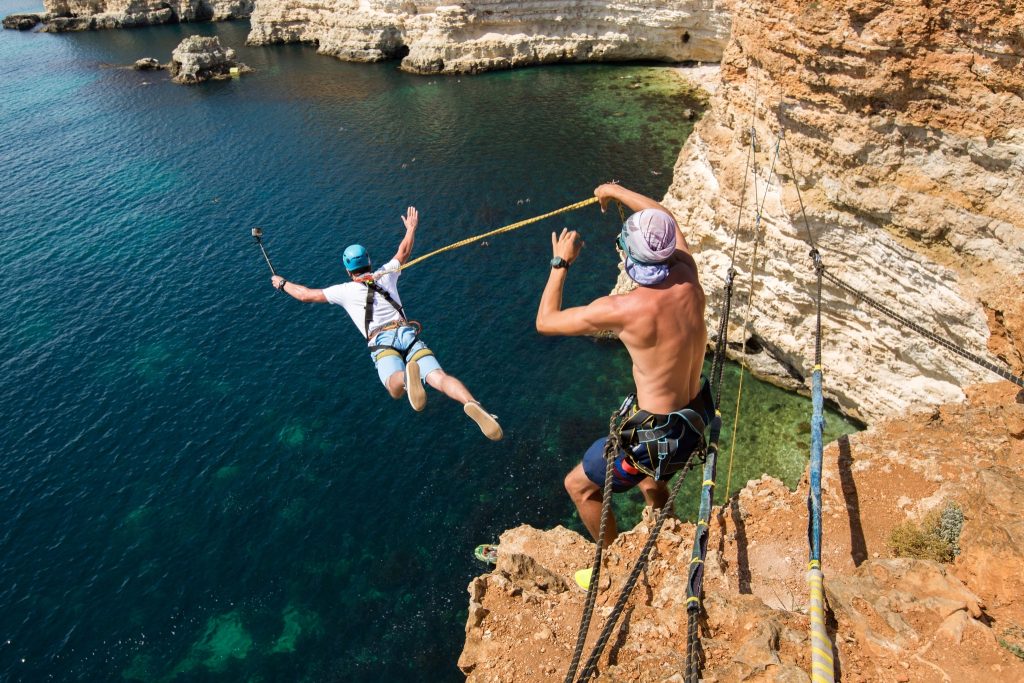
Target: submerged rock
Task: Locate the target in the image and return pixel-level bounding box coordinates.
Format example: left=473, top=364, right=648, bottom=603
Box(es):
left=169, top=36, right=251, bottom=85
left=133, top=57, right=163, bottom=71
left=2, top=13, right=42, bottom=30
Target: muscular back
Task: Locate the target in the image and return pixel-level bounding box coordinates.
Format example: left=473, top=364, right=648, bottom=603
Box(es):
left=615, top=252, right=707, bottom=414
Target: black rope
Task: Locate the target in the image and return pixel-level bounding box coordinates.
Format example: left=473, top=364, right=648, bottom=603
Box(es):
left=813, top=251, right=823, bottom=367
left=780, top=128, right=817, bottom=250
left=821, top=266, right=1023, bottom=388
left=776, top=122, right=1024, bottom=389
left=710, top=269, right=735, bottom=407
left=564, top=407, right=627, bottom=683
left=574, top=454, right=701, bottom=683
left=684, top=609, right=704, bottom=683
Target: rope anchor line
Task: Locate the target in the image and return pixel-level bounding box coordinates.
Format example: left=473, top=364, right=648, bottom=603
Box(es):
left=385, top=196, right=599, bottom=277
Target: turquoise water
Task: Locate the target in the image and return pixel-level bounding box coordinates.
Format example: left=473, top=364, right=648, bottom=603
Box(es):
left=0, top=13, right=856, bottom=682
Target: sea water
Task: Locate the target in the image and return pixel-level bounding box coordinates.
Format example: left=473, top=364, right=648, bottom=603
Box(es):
left=0, top=14, right=857, bottom=681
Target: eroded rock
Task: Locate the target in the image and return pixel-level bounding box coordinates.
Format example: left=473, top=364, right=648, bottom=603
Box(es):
left=247, top=1, right=732, bottom=75
left=2, top=13, right=42, bottom=30
left=133, top=57, right=163, bottom=71
left=460, top=384, right=1024, bottom=681
left=665, top=0, right=1024, bottom=422
left=169, top=36, right=251, bottom=85
left=38, top=0, right=253, bottom=32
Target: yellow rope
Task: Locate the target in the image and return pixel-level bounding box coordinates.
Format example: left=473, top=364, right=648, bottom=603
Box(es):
left=723, top=140, right=775, bottom=499
left=389, top=196, right=600, bottom=275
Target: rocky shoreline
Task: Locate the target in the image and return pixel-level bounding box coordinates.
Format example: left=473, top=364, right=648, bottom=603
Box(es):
left=459, top=382, right=1024, bottom=681
left=1, top=0, right=251, bottom=33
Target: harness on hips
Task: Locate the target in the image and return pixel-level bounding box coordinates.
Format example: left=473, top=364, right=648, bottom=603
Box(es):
left=616, top=381, right=713, bottom=480
left=363, top=281, right=433, bottom=364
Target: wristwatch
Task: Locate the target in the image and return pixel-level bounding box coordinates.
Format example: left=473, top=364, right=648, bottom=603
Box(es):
left=550, top=257, right=570, bottom=269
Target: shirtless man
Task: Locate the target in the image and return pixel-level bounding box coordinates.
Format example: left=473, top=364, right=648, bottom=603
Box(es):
left=536, top=183, right=711, bottom=545
left=271, top=207, right=503, bottom=441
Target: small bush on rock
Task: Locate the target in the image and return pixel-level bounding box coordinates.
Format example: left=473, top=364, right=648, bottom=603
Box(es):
left=888, top=500, right=963, bottom=563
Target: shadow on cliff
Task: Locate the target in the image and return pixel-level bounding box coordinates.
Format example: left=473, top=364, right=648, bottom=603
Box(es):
left=837, top=434, right=868, bottom=566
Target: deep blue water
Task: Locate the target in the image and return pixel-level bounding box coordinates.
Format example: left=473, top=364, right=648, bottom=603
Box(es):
left=0, top=12, right=857, bottom=682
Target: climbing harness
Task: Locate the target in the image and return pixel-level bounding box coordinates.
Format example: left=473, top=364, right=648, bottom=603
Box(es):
left=618, top=384, right=713, bottom=480
left=362, top=281, right=434, bottom=366
left=362, top=280, right=406, bottom=338
left=565, top=386, right=716, bottom=683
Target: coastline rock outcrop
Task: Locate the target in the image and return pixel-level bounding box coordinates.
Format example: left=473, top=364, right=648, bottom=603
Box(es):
left=663, top=0, right=1024, bottom=422
left=459, top=382, right=1024, bottom=681
left=169, top=36, right=250, bottom=84
left=247, top=1, right=732, bottom=74
left=133, top=57, right=163, bottom=70
left=2, top=13, right=42, bottom=30
left=38, top=0, right=252, bottom=32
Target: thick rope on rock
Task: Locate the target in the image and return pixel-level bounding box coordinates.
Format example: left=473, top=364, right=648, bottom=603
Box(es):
left=574, top=455, right=700, bottom=683
left=564, top=407, right=625, bottom=683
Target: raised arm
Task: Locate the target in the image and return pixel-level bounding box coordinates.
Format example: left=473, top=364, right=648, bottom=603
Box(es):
left=271, top=275, right=328, bottom=303
left=392, top=206, right=418, bottom=265
left=536, top=228, right=625, bottom=336
left=594, top=182, right=690, bottom=255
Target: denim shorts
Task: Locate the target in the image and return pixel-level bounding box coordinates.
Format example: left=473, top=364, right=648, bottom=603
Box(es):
left=368, top=326, right=442, bottom=387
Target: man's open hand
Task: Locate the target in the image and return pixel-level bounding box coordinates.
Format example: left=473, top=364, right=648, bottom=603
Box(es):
left=552, top=228, right=584, bottom=264
left=401, top=206, right=418, bottom=231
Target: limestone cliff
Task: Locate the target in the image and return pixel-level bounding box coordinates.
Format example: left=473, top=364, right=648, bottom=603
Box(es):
left=459, top=382, right=1024, bottom=682
left=246, top=1, right=731, bottom=74
left=39, top=0, right=252, bottom=32
left=666, top=0, right=1024, bottom=422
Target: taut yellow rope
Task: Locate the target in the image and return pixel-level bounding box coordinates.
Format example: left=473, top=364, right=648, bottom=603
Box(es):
left=382, top=196, right=600, bottom=276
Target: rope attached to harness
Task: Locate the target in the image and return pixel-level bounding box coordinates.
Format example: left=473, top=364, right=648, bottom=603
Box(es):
left=359, top=197, right=600, bottom=281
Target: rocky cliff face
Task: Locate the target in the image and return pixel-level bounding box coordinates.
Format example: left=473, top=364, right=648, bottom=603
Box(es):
left=665, top=0, right=1024, bottom=422
left=459, top=382, right=1024, bottom=682
left=39, top=0, right=252, bottom=31
left=246, top=0, right=731, bottom=74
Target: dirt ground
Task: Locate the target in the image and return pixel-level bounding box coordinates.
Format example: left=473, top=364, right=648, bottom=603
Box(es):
left=458, top=381, right=1024, bottom=682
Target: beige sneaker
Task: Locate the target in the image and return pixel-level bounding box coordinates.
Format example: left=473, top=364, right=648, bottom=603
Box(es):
left=464, top=401, right=503, bottom=441
left=406, top=360, right=426, bottom=412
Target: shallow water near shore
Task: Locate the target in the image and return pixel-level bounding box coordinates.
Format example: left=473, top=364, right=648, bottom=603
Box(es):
left=0, top=13, right=857, bottom=681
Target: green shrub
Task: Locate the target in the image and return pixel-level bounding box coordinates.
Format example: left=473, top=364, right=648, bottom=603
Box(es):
left=999, top=625, right=1024, bottom=661
left=887, top=501, right=963, bottom=563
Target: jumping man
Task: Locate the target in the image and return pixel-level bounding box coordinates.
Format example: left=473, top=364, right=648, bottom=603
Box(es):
left=536, top=184, right=713, bottom=545
left=271, top=207, right=503, bottom=440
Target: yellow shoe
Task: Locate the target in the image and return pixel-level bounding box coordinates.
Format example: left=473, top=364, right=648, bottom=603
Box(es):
left=574, top=567, right=593, bottom=591
left=464, top=401, right=503, bottom=441
left=406, top=360, right=426, bottom=412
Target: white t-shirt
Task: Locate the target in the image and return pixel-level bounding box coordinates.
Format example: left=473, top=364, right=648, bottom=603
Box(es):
left=322, top=259, right=405, bottom=339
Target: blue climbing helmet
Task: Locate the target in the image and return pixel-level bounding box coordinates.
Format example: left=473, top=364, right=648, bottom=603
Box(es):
left=342, top=244, right=370, bottom=271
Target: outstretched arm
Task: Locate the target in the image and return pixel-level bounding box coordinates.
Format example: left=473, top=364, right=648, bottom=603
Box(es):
left=271, top=275, right=328, bottom=303
left=392, top=207, right=418, bottom=265
left=536, top=228, right=624, bottom=336
left=594, top=182, right=690, bottom=255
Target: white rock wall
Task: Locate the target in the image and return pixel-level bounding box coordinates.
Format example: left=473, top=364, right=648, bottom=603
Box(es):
left=41, top=0, right=253, bottom=29
left=246, top=0, right=732, bottom=74
left=666, top=0, right=1024, bottom=422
